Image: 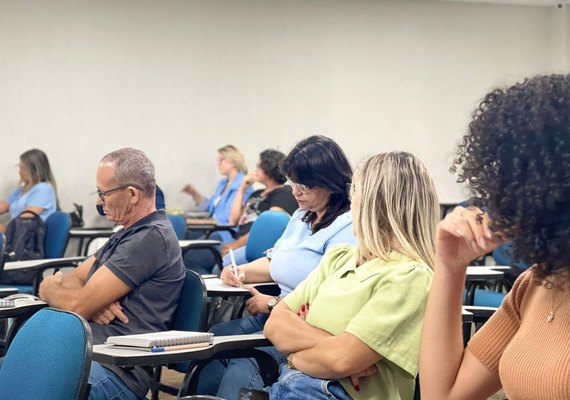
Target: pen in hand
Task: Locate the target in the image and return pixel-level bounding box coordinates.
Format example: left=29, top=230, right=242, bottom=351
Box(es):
left=229, top=248, right=241, bottom=287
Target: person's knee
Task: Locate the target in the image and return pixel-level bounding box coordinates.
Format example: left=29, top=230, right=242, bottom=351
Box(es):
left=209, top=320, right=239, bottom=335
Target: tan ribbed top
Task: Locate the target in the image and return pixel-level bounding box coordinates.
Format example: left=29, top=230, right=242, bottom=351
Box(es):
left=468, top=270, right=570, bottom=400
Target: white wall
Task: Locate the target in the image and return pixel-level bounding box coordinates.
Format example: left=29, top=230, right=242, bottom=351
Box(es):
left=0, top=0, right=565, bottom=226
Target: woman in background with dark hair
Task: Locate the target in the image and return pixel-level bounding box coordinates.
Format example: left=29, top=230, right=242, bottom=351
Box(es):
left=221, top=149, right=298, bottom=265
left=0, top=149, right=58, bottom=233
left=198, top=135, right=355, bottom=397
left=420, top=74, right=570, bottom=400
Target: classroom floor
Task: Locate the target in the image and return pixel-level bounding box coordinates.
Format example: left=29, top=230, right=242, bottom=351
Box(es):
left=147, top=368, right=184, bottom=399
left=150, top=369, right=508, bottom=399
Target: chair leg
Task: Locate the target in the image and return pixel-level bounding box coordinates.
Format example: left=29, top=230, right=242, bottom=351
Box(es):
left=150, top=365, right=162, bottom=400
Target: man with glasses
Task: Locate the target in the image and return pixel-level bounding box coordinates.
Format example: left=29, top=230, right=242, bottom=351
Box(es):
left=39, top=147, right=185, bottom=400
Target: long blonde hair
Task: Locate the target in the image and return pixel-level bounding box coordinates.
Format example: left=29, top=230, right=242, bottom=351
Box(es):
left=20, top=149, right=60, bottom=208
left=352, top=152, right=439, bottom=268
left=218, top=145, right=247, bottom=174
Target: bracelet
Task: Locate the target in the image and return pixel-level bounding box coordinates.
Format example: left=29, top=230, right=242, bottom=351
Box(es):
left=287, top=353, right=296, bottom=370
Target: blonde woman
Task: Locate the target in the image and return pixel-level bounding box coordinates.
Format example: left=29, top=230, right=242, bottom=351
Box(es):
left=183, top=144, right=250, bottom=231
left=0, top=149, right=58, bottom=233
left=182, top=145, right=253, bottom=273
left=260, top=151, right=439, bottom=400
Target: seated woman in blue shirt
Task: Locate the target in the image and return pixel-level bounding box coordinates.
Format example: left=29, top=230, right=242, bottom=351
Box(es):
left=182, top=144, right=253, bottom=274
left=0, top=149, right=58, bottom=284
left=197, top=135, right=356, bottom=396
left=0, top=148, right=58, bottom=232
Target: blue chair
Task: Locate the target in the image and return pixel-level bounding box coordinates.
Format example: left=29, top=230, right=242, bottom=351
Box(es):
left=0, top=308, right=92, bottom=400
left=44, top=211, right=72, bottom=259
left=473, top=289, right=506, bottom=308
left=0, top=211, right=72, bottom=294
left=167, top=214, right=187, bottom=240
left=493, top=242, right=529, bottom=292
left=245, top=211, right=290, bottom=262
left=150, top=269, right=208, bottom=399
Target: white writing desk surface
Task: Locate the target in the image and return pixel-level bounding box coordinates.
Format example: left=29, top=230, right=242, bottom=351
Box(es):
left=203, top=278, right=278, bottom=296
left=0, top=298, right=48, bottom=318
left=178, top=240, right=221, bottom=251
left=3, top=256, right=86, bottom=272
left=69, top=229, right=114, bottom=238
left=93, top=334, right=270, bottom=367
left=465, top=266, right=504, bottom=280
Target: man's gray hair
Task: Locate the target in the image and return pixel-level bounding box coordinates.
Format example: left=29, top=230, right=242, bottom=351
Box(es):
left=101, top=148, right=156, bottom=197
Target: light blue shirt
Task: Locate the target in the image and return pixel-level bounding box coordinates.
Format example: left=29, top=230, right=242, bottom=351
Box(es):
left=197, top=173, right=253, bottom=243
left=269, top=209, right=355, bottom=296
left=6, top=182, right=57, bottom=221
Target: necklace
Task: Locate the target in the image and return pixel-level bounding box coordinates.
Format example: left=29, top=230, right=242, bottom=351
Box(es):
left=545, top=278, right=570, bottom=323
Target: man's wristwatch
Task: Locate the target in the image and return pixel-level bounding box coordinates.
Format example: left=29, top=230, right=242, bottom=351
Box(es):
left=267, top=296, right=280, bottom=313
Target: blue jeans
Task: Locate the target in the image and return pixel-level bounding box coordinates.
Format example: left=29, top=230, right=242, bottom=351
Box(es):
left=197, top=314, right=288, bottom=398
left=88, top=362, right=143, bottom=400
left=269, top=364, right=352, bottom=400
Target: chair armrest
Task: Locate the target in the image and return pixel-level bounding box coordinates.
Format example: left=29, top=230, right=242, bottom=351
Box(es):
left=0, top=288, right=19, bottom=298
left=462, top=305, right=498, bottom=323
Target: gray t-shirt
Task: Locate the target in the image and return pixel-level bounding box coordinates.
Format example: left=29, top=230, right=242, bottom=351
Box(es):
left=89, top=210, right=185, bottom=397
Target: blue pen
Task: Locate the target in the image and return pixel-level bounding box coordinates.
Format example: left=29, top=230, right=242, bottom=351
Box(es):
left=150, top=342, right=211, bottom=352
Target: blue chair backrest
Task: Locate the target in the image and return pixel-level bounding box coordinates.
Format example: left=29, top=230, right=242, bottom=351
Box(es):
left=172, top=269, right=207, bottom=373
left=245, top=211, right=290, bottom=262
left=473, top=289, right=506, bottom=308
left=45, top=211, right=71, bottom=258
left=492, top=242, right=529, bottom=271
left=0, top=308, right=92, bottom=400
left=167, top=214, right=187, bottom=240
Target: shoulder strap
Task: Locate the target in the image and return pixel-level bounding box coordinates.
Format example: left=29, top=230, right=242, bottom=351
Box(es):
left=17, top=210, right=42, bottom=219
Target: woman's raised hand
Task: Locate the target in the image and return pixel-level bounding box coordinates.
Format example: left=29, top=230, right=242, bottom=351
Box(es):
left=243, top=172, right=257, bottom=187
left=181, top=183, right=197, bottom=196
left=435, top=206, right=497, bottom=271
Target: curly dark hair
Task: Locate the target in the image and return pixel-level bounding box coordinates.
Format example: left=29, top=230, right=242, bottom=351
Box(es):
left=258, top=149, right=287, bottom=184
left=281, top=135, right=352, bottom=233
left=453, top=74, right=570, bottom=280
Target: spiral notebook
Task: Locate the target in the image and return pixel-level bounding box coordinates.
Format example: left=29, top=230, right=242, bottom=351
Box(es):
left=106, top=330, right=214, bottom=349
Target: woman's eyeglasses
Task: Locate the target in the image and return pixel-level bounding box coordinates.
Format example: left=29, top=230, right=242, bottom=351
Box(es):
left=287, top=179, right=311, bottom=195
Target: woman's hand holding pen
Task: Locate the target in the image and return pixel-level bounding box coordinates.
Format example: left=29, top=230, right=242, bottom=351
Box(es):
left=220, top=265, right=245, bottom=287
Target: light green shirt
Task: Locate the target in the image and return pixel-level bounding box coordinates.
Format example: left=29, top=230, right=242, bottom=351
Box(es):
left=284, top=244, right=433, bottom=400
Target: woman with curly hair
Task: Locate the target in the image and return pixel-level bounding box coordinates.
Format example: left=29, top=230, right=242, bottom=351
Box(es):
left=420, top=74, right=570, bottom=399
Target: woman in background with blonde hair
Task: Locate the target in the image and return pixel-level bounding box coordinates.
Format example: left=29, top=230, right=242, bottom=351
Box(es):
left=0, top=148, right=58, bottom=233
left=182, top=144, right=253, bottom=273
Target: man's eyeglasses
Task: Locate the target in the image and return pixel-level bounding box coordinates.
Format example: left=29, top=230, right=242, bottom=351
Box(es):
left=346, top=182, right=352, bottom=200
left=96, top=184, right=142, bottom=201
left=287, top=179, right=311, bottom=194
